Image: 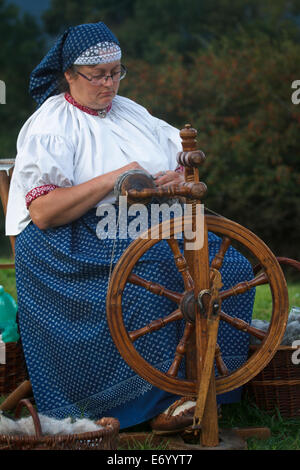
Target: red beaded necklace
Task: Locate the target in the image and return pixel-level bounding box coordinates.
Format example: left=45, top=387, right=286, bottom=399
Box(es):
left=64, top=92, right=112, bottom=118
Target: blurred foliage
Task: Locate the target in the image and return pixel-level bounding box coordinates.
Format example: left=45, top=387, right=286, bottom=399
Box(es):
left=0, top=0, right=45, bottom=155
left=0, top=0, right=300, bottom=259
left=120, top=32, right=300, bottom=258
left=41, top=0, right=300, bottom=62
left=0, top=0, right=46, bottom=255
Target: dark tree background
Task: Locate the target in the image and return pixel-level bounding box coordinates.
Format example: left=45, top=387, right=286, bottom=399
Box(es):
left=0, top=0, right=300, bottom=260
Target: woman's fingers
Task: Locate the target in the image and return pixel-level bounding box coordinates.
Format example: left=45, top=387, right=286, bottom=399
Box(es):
left=153, top=170, right=184, bottom=187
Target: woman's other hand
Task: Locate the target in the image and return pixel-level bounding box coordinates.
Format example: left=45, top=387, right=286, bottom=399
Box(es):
left=153, top=170, right=184, bottom=187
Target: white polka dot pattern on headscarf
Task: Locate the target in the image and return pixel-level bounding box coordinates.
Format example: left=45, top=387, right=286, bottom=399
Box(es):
left=73, top=41, right=122, bottom=65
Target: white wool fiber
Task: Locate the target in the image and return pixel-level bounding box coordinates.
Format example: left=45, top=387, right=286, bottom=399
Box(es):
left=0, top=412, right=104, bottom=436
left=250, top=308, right=300, bottom=345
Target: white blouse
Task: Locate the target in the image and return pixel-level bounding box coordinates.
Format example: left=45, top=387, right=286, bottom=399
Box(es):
left=6, top=93, right=182, bottom=235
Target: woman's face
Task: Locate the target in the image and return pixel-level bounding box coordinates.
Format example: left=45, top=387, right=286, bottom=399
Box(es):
left=64, top=60, right=121, bottom=110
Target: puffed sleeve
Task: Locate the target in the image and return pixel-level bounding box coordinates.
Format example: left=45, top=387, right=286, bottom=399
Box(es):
left=16, top=134, right=74, bottom=193
left=6, top=133, right=75, bottom=235
left=153, top=118, right=182, bottom=171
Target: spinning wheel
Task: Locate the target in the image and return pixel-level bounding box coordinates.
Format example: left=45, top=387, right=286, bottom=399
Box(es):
left=106, top=125, right=289, bottom=447
left=107, top=215, right=288, bottom=396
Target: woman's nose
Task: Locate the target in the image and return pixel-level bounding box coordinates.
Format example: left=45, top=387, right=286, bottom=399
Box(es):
left=103, top=75, right=114, bottom=86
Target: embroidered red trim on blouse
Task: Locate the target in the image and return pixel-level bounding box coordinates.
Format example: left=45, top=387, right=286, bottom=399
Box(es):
left=64, top=92, right=112, bottom=116
left=25, top=185, right=58, bottom=209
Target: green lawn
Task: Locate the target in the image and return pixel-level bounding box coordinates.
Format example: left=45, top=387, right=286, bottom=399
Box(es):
left=0, top=260, right=16, bottom=300
left=253, top=282, right=300, bottom=321
left=219, top=396, right=300, bottom=450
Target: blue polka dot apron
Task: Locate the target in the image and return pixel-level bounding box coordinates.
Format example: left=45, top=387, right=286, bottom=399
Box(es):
left=15, top=207, right=255, bottom=428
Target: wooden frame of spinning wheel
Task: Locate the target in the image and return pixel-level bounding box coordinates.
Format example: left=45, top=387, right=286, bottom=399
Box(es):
left=106, top=125, right=289, bottom=447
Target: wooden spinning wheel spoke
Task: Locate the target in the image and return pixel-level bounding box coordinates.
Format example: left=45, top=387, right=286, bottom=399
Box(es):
left=167, top=322, right=194, bottom=377
left=215, top=343, right=229, bottom=376
left=220, top=310, right=267, bottom=341
left=220, top=271, right=268, bottom=301
left=166, top=238, right=194, bottom=290
left=210, top=236, right=231, bottom=271
left=127, top=272, right=183, bottom=304
left=128, top=308, right=183, bottom=343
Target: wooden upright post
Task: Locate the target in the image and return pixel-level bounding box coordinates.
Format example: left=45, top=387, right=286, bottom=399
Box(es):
left=179, top=125, right=219, bottom=447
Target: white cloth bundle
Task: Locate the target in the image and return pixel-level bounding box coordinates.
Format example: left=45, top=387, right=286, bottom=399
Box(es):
left=250, top=307, right=300, bottom=345
left=0, top=411, right=104, bottom=436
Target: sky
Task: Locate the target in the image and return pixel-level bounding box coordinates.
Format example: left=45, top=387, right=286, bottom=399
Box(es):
left=6, top=0, right=51, bottom=19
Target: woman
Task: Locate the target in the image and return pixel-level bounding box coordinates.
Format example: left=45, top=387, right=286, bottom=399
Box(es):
left=6, top=22, right=255, bottom=431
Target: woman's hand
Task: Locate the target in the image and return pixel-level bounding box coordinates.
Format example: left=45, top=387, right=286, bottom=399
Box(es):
left=153, top=170, right=184, bottom=187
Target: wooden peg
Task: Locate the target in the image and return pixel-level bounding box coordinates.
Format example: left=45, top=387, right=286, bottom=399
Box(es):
left=179, top=124, right=197, bottom=151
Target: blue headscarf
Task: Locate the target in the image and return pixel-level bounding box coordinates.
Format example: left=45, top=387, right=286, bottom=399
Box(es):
left=29, top=22, right=120, bottom=106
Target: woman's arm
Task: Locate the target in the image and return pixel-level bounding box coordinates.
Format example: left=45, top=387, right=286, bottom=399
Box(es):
left=29, top=161, right=144, bottom=230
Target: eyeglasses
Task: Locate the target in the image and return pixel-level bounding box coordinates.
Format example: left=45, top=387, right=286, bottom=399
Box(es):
left=76, top=64, right=127, bottom=86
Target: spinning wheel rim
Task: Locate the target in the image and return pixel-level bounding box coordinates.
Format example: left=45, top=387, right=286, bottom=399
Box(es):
left=106, top=215, right=289, bottom=396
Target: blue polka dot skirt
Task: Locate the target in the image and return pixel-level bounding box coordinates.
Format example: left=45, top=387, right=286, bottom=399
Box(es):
left=15, top=207, right=255, bottom=428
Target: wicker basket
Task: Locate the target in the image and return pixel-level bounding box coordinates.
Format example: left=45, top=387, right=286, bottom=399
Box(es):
left=246, top=345, right=300, bottom=418
left=0, top=342, right=27, bottom=395
left=0, top=399, right=120, bottom=450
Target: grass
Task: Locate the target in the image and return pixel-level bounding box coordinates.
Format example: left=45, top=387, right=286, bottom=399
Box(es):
left=118, top=433, right=171, bottom=450
left=219, top=395, right=300, bottom=450
left=253, top=282, right=300, bottom=321
left=0, top=258, right=16, bottom=300
left=118, top=394, right=300, bottom=450
left=0, top=259, right=299, bottom=450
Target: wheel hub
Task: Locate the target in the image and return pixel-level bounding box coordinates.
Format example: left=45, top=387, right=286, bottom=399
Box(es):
left=180, top=290, right=197, bottom=323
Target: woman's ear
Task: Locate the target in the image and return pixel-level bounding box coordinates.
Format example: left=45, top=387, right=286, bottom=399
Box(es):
left=64, top=68, right=76, bottom=85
